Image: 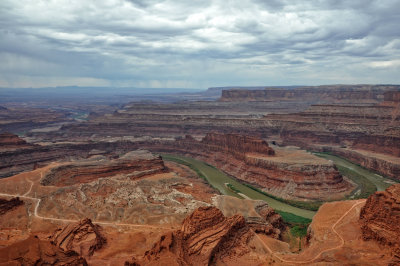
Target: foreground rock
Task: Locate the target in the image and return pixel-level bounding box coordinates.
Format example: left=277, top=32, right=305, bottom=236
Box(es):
left=360, top=184, right=400, bottom=264
left=0, top=235, right=87, bottom=265
left=213, top=195, right=285, bottom=239
left=126, top=206, right=269, bottom=265
left=51, top=218, right=106, bottom=257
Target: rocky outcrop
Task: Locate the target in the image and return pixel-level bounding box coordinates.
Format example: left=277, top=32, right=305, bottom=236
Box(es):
left=51, top=218, right=106, bottom=257
left=0, top=235, right=87, bottom=265
left=41, top=150, right=167, bottom=186
left=0, top=132, right=33, bottom=152
left=127, top=206, right=256, bottom=265
left=0, top=197, right=23, bottom=215
left=213, top=195, right=285, bottom=239
left=219, top=85, right=398, bottom=103
left=0, top=133, right=26, bottom=146
left=324, top=147, right=400, bottom=179
left=360, top=184, right=400, bottom=262
left=383, top=91, right=400, bottom=103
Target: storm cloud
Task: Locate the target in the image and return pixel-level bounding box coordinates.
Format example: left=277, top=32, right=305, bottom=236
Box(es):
left=0, top=0, right=399, bottom=88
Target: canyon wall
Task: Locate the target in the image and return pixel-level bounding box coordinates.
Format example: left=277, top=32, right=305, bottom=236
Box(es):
left=154, top=133, right=353, bottom=201
left=41, top=150, right=167, bottom=186
left=324, top=147, right=400, bottom=179
left=201, top=133, right=275, bottom=158
left=360, top=184, right=400, bottom=264
left=219, top=85, right=399, bottom=103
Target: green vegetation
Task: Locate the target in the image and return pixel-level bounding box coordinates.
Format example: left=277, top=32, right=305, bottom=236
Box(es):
left=290, top=225, right=309, bottom=238
left=242, top=183, right=323, bottom=211
left=226, top=183, right=241, bottom=194
left=276, top=210, right=312, bottom=225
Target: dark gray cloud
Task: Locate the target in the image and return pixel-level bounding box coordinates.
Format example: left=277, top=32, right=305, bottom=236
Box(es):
left=0, top=0, right=399, bottom=88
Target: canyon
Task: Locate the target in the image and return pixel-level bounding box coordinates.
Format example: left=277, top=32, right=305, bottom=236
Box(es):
left=0, top=84, right=399, bottom=265
left=151, top=133, right=354, bottom=201
left=30, top=86, right=399, bottom=181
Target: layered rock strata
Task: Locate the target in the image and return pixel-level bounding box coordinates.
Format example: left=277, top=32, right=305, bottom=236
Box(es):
left=321, top=146, right=400, bottom=179
left=51, top=218, right=106, bottom=257
left=0, top=132, right=27, bottom=146
left=219, top=85, right=398, bottom=103
left=0, top=235, right=88, bottom=265
left=0, top=138, right=158, bottom=178
left=267, top=101, right=400, bottom=157
left=26, top=88, right=398, bottom=181
left=212, top=195, right=285, bottom=239
left=360, top=184, right=400, bottom=263
left=127, top=206, right=266, bottom=265
left=0, top=106, right=70, bottom=133
left=41, top=150, right=167, bottom=186
left=155, top=133, right=353, bottom=201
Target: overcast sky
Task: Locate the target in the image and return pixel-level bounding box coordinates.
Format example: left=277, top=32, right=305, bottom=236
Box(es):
left=1, top=0, right=399, bottom=89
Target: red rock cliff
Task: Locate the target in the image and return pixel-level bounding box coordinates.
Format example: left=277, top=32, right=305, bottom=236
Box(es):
left=51, top=218, right=106, bottom=257
left=360, top=184, right=400, bottom=263
left=126, top=206, right=261, bottom=265
left=202, top=132, right=275, bottom=157
left=41, top=150, right=167, bottom=186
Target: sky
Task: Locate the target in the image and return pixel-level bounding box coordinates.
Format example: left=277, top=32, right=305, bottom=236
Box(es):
left=0, top=0, right=399, bottom=89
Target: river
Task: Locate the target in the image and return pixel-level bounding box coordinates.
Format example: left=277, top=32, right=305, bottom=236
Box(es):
left=314, top=153, right=396, bottom=191
left=162, top=154, right=316, bottom=219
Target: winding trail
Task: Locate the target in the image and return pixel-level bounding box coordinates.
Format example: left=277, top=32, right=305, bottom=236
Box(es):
left=255, top=200, right=366, bottom=264
left=0, top=171, right=176, bottom=231
left=22, top=176, right=34, bottom=196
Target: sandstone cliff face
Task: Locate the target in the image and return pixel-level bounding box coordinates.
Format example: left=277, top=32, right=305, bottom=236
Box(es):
left=267, top=102, right=400, bottom=158
left=219, top=85, right=398, bottom=103
left=212, top=195, right=285, bottom=239
left=0, top=133, right=33, bottom=152
left=360, top=184, right=400, bottom=263
left=0, top=133, right=27, bottom=146
left=51, top=218, right=106, bottom=257
left=202, top=132, right=275, bottom=158
left=326, top=147, right=400, bottom=179
left=383, top=91, right=400, bottom=103
left=41, top=150, right=167, bottom=186
left=0, top=235, right=88, bottom=265
left=127, top=206, right=259, bottom=265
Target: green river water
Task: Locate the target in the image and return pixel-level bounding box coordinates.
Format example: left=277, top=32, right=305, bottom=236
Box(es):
left=162, top=154, right=316, bottom=219
left=314, top=153, right=396, bottom=191
left=162, top=153, right=397, bottom=220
